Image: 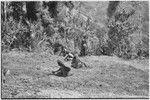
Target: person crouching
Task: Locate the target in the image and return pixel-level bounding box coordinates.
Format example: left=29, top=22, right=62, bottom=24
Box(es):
left=52, top=60, right=71, bottom=77
left=62, top=48, right=74, bottom=61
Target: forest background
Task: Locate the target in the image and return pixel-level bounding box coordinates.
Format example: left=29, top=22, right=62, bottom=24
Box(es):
left=1, top=1, right=149, bottom=60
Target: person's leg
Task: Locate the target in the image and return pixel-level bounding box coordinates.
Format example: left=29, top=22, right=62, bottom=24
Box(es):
left=83, top=47, right=86, bottom=56
left=80, top=48, right=83, bottom=56
left=52, top=68, right=70, bottom=77
left=52, top=68, right=63, bottom=76
left=52, top=68, right=61, bottom=74
left=62, top=67, right=71, bottom=77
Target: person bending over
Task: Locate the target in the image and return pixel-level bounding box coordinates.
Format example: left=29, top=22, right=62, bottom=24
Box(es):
left=63, top=48, right=74, bottom=61
left=52, top=60, right=71, bottom=77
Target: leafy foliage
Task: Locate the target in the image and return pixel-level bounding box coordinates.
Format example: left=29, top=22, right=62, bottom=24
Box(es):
left=1, top=1, right=149, bottom=59
left=107, top=1, right=149, bottom=59
left=9, top=2, right=24, bottom=21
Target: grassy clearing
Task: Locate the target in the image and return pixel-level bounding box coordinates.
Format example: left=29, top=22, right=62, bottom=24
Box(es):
left=1, top=51, right=149, bottom=98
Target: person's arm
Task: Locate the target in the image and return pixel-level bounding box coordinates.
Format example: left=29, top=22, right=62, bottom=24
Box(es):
left=64, top=54, right=68, bottom=59
left=57, top=60, right=66, bottom=68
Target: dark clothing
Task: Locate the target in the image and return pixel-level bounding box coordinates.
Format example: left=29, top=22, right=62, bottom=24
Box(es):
left=53, top=43, right=63, bottom=55
left=57, top=60, right=66, bottom=67
left=71, top=56, right=82, bottom=69
left=80, top=40, right=87, bottom=56
left=61, top=48, right=70, bottom=57
left=52, top=67, right=70, bottom=77
left=52, top=60, right=71, bottom=77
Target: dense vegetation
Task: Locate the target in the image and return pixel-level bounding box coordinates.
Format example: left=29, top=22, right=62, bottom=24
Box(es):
left=1, top=1, right=149, bottom=59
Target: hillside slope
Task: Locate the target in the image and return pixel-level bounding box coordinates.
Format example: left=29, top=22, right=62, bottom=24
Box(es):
left=1, top=51, right=149, bottom=98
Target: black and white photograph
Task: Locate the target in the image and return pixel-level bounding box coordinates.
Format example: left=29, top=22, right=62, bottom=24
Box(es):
left=1, top=1, right=149, bottom=99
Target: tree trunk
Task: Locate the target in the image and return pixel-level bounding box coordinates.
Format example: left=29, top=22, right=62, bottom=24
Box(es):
left=4, top=2, right=7, bottom=21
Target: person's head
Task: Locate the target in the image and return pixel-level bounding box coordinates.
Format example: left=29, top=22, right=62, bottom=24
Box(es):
left=73, top=52, right=78, bottom=59
left=83, top=35, right=87, bottom=40
left=62, top=47, right=67, bottom=57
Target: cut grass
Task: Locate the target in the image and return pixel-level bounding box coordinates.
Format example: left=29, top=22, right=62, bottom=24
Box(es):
left=1, top=51, right=149, bottom=98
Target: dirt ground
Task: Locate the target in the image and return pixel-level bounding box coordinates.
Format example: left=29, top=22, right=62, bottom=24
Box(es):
left=1, top=51, right=149, bottom=98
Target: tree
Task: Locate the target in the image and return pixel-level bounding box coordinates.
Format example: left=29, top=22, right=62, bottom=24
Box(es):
left=107, top=1, right=149, bottom=59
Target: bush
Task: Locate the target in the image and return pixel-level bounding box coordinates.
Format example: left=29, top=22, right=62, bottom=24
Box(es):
left=107, top=1, right=149, bottom=59
left=1, top=1, right=148, bottom=60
